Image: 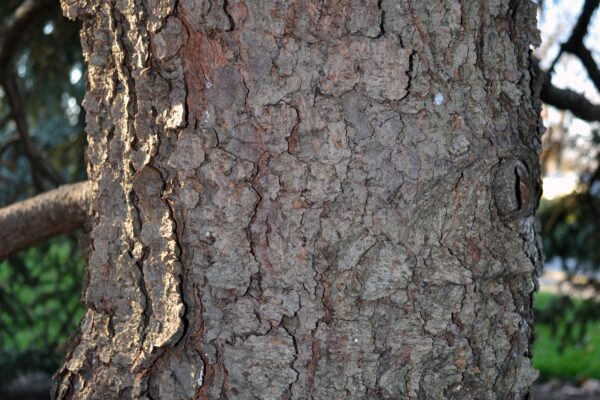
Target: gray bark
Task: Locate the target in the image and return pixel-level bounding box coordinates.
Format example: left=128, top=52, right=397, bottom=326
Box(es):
left=54, top=0, right=543, bottom=398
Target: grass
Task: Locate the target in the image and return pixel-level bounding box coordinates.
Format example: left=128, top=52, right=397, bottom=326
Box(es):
left=533, top=291, right=600, bottom=381
left=0, top=238, right=86, bottom=383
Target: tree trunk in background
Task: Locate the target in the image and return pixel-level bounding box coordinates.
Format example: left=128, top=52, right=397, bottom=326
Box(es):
left=54, top=0, right=543, bottom=398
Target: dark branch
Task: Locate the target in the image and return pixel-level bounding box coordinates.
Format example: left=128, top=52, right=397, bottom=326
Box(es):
left=548, top=0, right=598, bottom=72
left=569, top=43, right=600, bottom=92
left=550, top=0, right=600, bottom=90
left=532, top=56, right=600, bottom=122
left=0, top=181, right=90, bottom=260
left=565, top=0, right=599, bottom=51
left=541, top=72, right=600, bottom=122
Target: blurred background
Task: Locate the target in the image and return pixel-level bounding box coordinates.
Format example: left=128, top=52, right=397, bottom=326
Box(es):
left=2, top=0, right=600, bottom=399
left=0, top=0, right=86, bottom=398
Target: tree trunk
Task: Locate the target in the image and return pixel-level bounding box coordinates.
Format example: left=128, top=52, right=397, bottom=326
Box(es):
left=54, top=0, right=543, bottom=398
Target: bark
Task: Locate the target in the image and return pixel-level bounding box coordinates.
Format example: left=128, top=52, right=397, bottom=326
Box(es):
left=0, top=181, right=90, bottom=259
left=54, top=0, right=543, bottom=399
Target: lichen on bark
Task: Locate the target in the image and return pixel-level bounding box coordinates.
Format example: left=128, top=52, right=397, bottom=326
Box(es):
left=54, top=0, right=543, bottom=399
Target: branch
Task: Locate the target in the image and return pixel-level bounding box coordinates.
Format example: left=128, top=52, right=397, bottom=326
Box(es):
left=541, top=75, right=600, bottom=122
left=532, top=57, right=600, bottom=122
left=569, top=43, right=600, bottom=92
left=565, top=0, right=599, bottom=51
left=534, top=1, right=600, bottom=121
left=0, top=181, right=90, bottom=260
left=550, top=0, right=600, bottom=90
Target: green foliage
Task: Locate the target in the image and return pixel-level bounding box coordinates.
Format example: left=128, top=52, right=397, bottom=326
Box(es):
left=0, top=238, right=85, bottom=385
left=533, top=292, right=600, bottom=381
left=536, top=292, right=600, bottom=350
left=537, top=193, right=600, bottom=375
left=539, top=194, right=600, bottom=273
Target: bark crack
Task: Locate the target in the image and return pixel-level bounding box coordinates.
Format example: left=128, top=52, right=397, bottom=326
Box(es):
left=223, top=0, right=235, bottom=32
left=376, top=0, right=385, bottom=38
